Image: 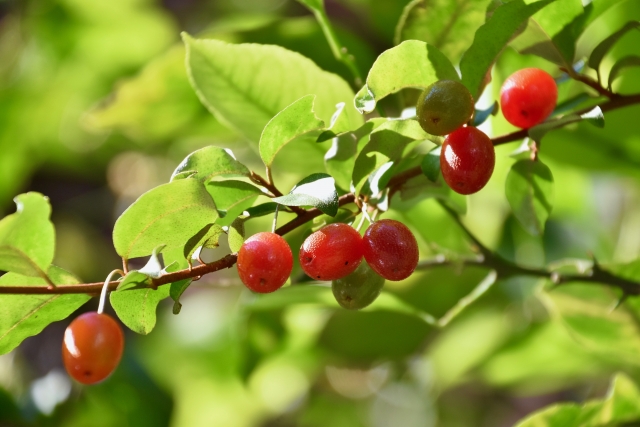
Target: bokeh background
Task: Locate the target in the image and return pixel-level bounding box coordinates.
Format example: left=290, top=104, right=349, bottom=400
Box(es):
left=2, top=0, right=640, bottom=426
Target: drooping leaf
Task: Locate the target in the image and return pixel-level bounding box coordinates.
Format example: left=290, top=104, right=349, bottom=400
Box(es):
left=228, top=217, right=246, bottom=254
left=110, top=271, right=169, bottom=335
left=162, top=247, right=192, bottom=315
left=352, top=119, right=429, bottom=193
left=183, top=223, right=224, bottom=263
left=608, top=55, right=640, bottom=90
left=259, top=95, right=325, bottom=168
left=182, top=34, right=362, bottom=143
left=394, top=0, right=494, bottom=64
left=171, top=145, right=249, bottom=182
left=113, top=179, right=219, bottom=259
left=0, top=266, right=89, bottom=355
left=0, top=192, right=55, bottom=279
left=272, top=173, right=339, bottom=216
left=514, top=373, right=640, bottom=426
left=206, top=180, right=263, bottom=225
left=505, top=159, right=554, bottom=236
left=588, top=20, right=640, bottom=75
left=354, top=40, right=459, bottom=114
left=460, top=0, right=555, bottom=99
left=528, top=106, right=604, bottom=142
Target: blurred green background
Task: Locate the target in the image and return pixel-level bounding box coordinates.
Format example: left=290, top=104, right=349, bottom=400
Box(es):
left=2, top=0, right=640, bottom=426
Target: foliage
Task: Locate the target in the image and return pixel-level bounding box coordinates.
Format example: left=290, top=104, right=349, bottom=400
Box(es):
left=2, top=0, right=640, bottom=426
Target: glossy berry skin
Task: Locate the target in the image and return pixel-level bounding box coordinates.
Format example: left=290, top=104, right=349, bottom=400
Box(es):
left=299, top=223, right=364, bottom=281
left=416, top=79, right=474, bottom=136
left=237, top=232, right=293, bottom=293
left=62, top=312, right=124, bottom=385
left=332, top=260, right=385, bottom=310
left=500, top=68, right=557, bottom=128
left=440, top=126, right=495, bottom=195
left=363, top=219, right=419, bottom=281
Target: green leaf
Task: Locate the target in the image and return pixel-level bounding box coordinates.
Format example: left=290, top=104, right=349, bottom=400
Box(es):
left=505, top=159, right=554, bottom=236
left=0, top=266, right=89, bottom=355
left=161, top=247, right=192, bottom=315
left=206, top=180, right=263, bottom=225
left=528, top=106, right=604, bottom=142
left=394, top=0, right=494, bottom=64
left=420, top=147, right=441, bottom=183
left=182, top=34, right=362, bottom=143
left=110, top=271, right=169, bottom=335
left=588, top=20, right=640, bottom=75
left=0, top=192, right=55, bottom=278
left=259, top=95, right=325, bottom=168
left=272, top=173, right=339, bottom=216
left=511, top=0, right=584, bottom=67
left=183, top=223, right=224, bottom=263
left=325, top=118, right=387, bottom=191
left=352, top=119, right=429, bottom=193
left=540, top=284, right=640, bottom=366
left=354, top=40, right=459, bottom=114
left=473, top=101, right=499, bottom=127
left=245, top=202, right=280, bottom=218
left=227, top=217, right=246, bottom=253
left=460, top=0, right=555, bottom=99
left=608, top=55, right=640, bottom=90
left=514, top=373, right=640, bottom=426
left=171, top=145, right=249, bottom=182
left=113, top=179, right=219, bottom=259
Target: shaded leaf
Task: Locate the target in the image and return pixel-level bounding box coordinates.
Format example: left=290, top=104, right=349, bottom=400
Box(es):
left=505, top=159, right=554, bottom=236
left=113, top=179, right=219, bottom=259
left=473, top=101, right=499, bottom=127
left=460, top=0, right=555, bottom=99
left=354, top=40, right=459, bottom=114
left=528, top=106, right=604, bottom=142
left=421, top=147, right=441, bottom=183
left=588, top=20, right=640, bottom=74
left=183, top=223, right=224, bottom=263
left=273, top=173, right=339, bottom=217
left=608, top=55, right=640, bottom=90
left=0, top=193, right=55, bottom=278
left=171, top=145, right=249, bottom=182
left=259, top=95, right=325, bottom=168
left=0, top=266, right=89, bottom=355
left=110, top=271, right=169, bottom=335
left=206, top=180, right=263, bottom=225
left=183, top=34, right=362, bottom=143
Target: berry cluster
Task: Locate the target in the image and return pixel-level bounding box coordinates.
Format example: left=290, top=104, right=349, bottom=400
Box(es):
left=417, top=68, right=557, bottom=195
left=236, top=219, right=419, bottom=310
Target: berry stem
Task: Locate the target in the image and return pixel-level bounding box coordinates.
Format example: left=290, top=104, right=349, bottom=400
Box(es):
left=97, top=270, right=124, bottom=314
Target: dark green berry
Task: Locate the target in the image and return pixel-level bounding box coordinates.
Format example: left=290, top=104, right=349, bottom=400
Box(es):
left=331, top=261, right=385, bottom=310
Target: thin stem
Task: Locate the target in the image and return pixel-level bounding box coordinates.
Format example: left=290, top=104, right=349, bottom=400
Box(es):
left=272, top=204, right=280, bottom=233
left=97, top=270, right=124, bottom=314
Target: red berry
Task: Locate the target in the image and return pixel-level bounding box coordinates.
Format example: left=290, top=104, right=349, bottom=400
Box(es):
left=299, top=223, right=364, bottom=281
left=363, top=219, right=419, bottom=281
left=440, top=126, right=495, bottom=195
left=62, top=312, right=124, bottom=385
left=500, top=68, right=557, bottom=129
left=237, top=232, right=293, bottom=293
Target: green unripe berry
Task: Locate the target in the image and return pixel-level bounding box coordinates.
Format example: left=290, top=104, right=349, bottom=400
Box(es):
left=416, top=80, right=474, bottom=136
left=331, top=261, right=385, bottom=310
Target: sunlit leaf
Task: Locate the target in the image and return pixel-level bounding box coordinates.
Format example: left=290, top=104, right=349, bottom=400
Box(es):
left=227, top=217, right=246, bottom=254
left=259, top=95, right=325, bottom=168
left=354, top=40, right=459, bottom=114
left=171, top=146, right=249, bottom=182
left=113, top=179, right=219, bottom=259
left=0, top=192, right=54, bottom=279
left=460, top=0, right=555, bottom=99
left=505, top=159, right=554, bottom=236
left=0, top=266, right=88, bottom=355
left=273, top=173, right=339, bottom=216
left=110, top=271, right=169, bottom=335
left=183, top=34, right=362, bottom=143
left=206, top=180, right=263, bottom=225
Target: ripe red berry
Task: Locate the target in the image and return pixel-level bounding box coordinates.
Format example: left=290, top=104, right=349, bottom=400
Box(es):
left=440, top=126, right=495, bottom=195
left=500, top=68, right=558, bottom=128
left=62, top=312, right=124, bottom=385
left=237, top=232, right=293, bottom=293
left=299, top=223, right=364, bottom=281
left=363, top=219, right=419, bottom=281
